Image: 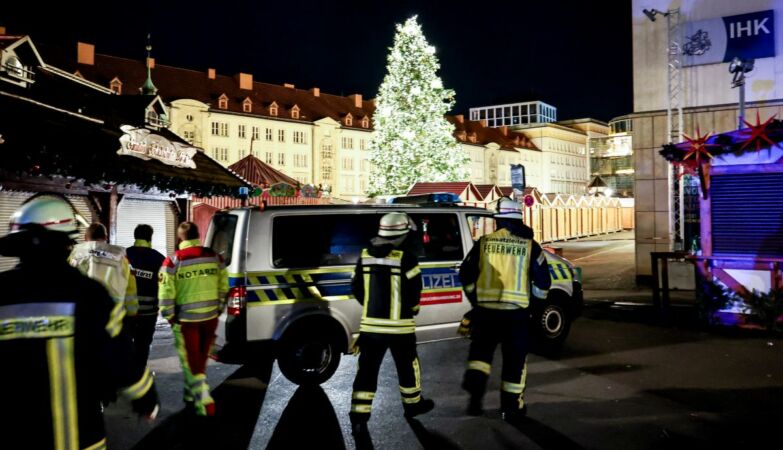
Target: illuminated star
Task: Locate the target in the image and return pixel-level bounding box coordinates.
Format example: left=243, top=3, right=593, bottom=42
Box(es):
left=682, top=126, right=718, bottom=165
left=739, top=111, right=777, bottom=152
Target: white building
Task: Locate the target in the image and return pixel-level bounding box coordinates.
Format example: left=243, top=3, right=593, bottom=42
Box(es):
left=469, top=100, right=557, bottom=127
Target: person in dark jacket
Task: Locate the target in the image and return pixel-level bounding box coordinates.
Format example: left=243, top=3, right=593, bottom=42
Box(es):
left=0, top=195, right=159, bottom=450
left=459, top=197, right=551, bottom=425
left=125, top=224, right=166, bottom=371
left=349, top=212, right=434, bottom=435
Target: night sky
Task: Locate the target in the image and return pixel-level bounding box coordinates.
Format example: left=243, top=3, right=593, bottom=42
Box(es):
left=3, top=0, right=632, bottom=122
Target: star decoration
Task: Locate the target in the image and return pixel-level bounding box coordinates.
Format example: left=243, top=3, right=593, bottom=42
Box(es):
left=675, top=157, right=699, bottom=180
left=739, top=111, right=778, bottom=152
left=682, top=127, right=719, bottom=165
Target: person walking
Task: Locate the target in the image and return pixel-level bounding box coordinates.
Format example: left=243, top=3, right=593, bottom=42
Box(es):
left=126, top=224, right=165, bottom=371
left=0, top=195, right=159, bottom=450
left=159, top=222, right=228, bottom=417
left=349, top=212, right=434, bottom=436
left=459, top=197, right=551, bottom=424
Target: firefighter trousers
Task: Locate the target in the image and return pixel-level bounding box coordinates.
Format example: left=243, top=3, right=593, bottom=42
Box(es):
left=350, top=332, right=423, bottom=423
left=172, top=318, right=218, bottom=416
left=126, top=314, right=158, bottom=373
left=463, top=307, right=530, bottom=412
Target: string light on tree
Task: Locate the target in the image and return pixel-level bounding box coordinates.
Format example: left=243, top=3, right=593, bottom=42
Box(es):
left=368, top=16, right=469, bottom=195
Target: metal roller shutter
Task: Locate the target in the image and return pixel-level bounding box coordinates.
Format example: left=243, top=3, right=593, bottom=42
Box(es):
left=164, top=201, right=176, bottom=256
left=116, top=198, right=173, bottom=257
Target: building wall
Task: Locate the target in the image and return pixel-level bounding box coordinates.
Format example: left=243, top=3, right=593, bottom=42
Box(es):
left=515, top=124, right=591, bottom=194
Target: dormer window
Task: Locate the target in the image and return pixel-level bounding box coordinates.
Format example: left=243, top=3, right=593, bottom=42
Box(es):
left=269, top=102, right=278, bottom=116
left=242, top=97, right=252, bottom=113
left=468, top=132, right=477, bottom=143
left=291, top=105, right=300, bottom=119
left=109, top=77, right=122, bottom=94
left=361, top=116, right=369, bottom=128
left=456, top=131, right=467, bottom=141
left=218, top=94, right=228, bottom=110
left=344, top=113, right=353, bottom=127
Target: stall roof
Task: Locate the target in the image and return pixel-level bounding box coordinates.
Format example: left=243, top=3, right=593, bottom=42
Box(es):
left=228, top=155, right=298, bottom=187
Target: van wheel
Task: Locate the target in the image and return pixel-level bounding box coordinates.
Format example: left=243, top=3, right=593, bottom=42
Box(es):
left=532, top=297, right=571, bottom=356
left=277, top=325, right=342, bottom=385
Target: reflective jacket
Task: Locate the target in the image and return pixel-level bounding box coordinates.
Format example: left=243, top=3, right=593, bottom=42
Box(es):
left=460, top=224, right=551, bottom=310
left=126, top=240, right=166, bottom=316
left=351, top=239, right=422, bottom=334
left=0, top=261, right=155, bottom=450
left=69, top=241, right=138, bottom=316
left=158, top=239, right=229, bottom=323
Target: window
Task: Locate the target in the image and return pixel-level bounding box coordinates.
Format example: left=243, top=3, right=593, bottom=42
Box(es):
left=278, top=153, right=285, bottom=165
left=251, top=127, right=259, bottom=141
left=220, top=123, right=228, bottom=137
left=293, top=131, right=307, bottom=144
left=209, top=214, right=238, bottom=265
left=406, top=213, right=464, bottom=262
left=272, top=214, right=381, bottom=268
left=361, top=116, right=369, bottom=128
left=359, top=139, right=366, bottom=151
left=342, top=137, right=353, bottom=149
left=291, top=106, right=300, bottom=119
left=278, top=129, right=285, bottom=142
left=269, top=102, right=278, bottom=116
left=360, top=178, right=366, bottom=192
left=218, top=94, right=228, bottom=110
left=238, top=148, right=246, bottom=159
left=294, top=154, right=308, bottom=168
left=110, top=77, right=122, bottom=94
left=212, top=147, right=228, bottom=161
left=211, top=122, right=219, bottom=136
left=264, top=128, right=272, bottom=141
left=344, top=114, right=353, bottom=127
left=238, top=125, right=246, bottom=139
left=360, top=159, right=368, bottom=172
left=342, top=176, right=355, bottom=191
left=242, top=98, right=252, bottom=113
left=265, top=152, right=273, bottom=164
left=342, top=158, right=354, bottom=170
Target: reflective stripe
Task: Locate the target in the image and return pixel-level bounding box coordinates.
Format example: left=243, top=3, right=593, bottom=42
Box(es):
left=137, top=296, right=157, bottom=305
left=361, top=317, right=415, bottom=327
left=359, top=324, right=416, bottom=334
left=413, top=357, right=421, bottom=390
left=467, top=360, right=491, bottom=375
left=352, top=391, right=376, bottom=401
left=122, top=368, right=154, bottom=400
left=0, top=302, right=75, bottom=319
left=179, top=299, right=220, bottom=312
left=363, top=273, right=370, bottom=317
left=159, top=298, right=175, bottom=307
left=178, top=310, right=219, bottom=322
left=518, top=359, right=528, bottom=409
left=400, top=385, right=421, bottom=395
left=464, top=283, right=476, bottom=293
left=537, top=253, right=546, bottom=265
left=405, top=266, right=421, bottom=279
left=47, top=337, right=78, bottom=450
left=477, top=302, right=523, bottom=310
left=390, top=274, right=401, bottom=320
left=83, top=438, right=107, bottom=450
left=351, top=404, right=372, bottom=413
left=160, top=265, right=177, bottom=275
left=411, top=305, right=420, bottom=313
left=402, top=395, right=421, bottom=404
left=361, top=257, right=401, bottom=267
left=502, top=381, right=524, bottom=394
left=532, top=285, right=549, bottom=299
left=125, top=295, right=139, bottom=316
left=178, top=256, right=221, bottom=267
left=105, top=300, right=125, bottom=338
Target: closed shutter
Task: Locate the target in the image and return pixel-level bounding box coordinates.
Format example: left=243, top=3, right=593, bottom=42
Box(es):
left=711, top=172, right=783, bottom=257
left=164, top=201, right=176, bottom=256
left=116, top=198, right=172, bottom=257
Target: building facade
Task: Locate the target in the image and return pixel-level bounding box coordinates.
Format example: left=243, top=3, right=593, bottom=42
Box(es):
left=588, top=117, right=635, bottom=197
left=630, top=0, right=783, bottom=281
left=469, top=100, right=557, bottom=127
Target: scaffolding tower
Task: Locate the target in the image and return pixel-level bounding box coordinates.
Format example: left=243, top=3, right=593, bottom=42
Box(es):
left=665, top=9, right=685, bottom=250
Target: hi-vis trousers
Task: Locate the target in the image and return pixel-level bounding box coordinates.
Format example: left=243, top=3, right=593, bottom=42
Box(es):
left=350, top=332, right=423, bottom=422
left=463, top=307, right=530, bottom=412
left=172, top=318, right=218, bottom=416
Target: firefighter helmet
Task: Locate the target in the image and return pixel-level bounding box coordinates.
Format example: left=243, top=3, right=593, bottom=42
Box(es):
left=494, top=197, right=524, bottom=220
left=378, top=212, right=411, bottom=237
left=8, top=195, right=80, bottom=235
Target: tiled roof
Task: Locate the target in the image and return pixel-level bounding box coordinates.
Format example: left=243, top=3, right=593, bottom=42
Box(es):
left=498, top=186, right=538, bottom=197
left=407, top=182, right=482, bottom=200
left=228, top=155, right=298, bottom=187
left=474, top=184, right=502, bottom=198
left=448, top=116, right=539, bottom=151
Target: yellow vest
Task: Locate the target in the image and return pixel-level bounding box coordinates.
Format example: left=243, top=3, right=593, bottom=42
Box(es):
left=475, top=228, right=532, bottom=310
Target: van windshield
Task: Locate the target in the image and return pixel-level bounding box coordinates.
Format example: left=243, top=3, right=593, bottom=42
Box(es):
left=209, top=214, right=238, bottom=266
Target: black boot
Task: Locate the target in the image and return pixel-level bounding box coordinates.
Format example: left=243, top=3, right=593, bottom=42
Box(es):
left=502, top=406, right=528, bottom=426
left=404, top=398, right=435, bottom=419
left=466, top=395, right=484, bottom=416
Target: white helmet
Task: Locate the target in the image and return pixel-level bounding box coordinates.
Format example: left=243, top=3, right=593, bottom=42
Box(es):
left=494, top=197, right=523, bottom=220
left=378, top=212, right=411, bottom=237
left=9, top=195, right=80, bottom=235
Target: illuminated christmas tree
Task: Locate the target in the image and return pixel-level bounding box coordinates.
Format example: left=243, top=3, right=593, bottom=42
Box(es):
left=368, top=16, right=469, bottom=195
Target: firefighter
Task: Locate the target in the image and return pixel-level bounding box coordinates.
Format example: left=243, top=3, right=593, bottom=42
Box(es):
left=459, top=197, right=551, bottom=424
left=159, top=221, right=228, bottom=417
left=126, top=224, right=165, bottom=371
left=69, top=223, right=138, bottom=317
left=0, top=195, right=159, bottom=450
left=349, top=212, right=434, bottom=436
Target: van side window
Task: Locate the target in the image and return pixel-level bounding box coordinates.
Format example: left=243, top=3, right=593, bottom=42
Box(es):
left=209, top=214, right=238, bottom=265
left=407, top=213, right=464, bottom=262
left=272, top=214, right=380, bottom=268
left=467, top=215, right=497, bottom=241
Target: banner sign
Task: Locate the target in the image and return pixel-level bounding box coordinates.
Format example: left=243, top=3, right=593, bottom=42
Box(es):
left=117, top=125, right=197, bottom=169
left=682, top=10, right=775, bottom=67
left=510, top=164, right=526, bottom=195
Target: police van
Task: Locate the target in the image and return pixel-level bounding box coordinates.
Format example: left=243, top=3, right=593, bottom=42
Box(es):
left=206, top=203, right=583, bottom=385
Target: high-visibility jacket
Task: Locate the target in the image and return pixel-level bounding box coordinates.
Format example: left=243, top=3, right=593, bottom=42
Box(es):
left=351, top=242, right=422, bottom=335
left=158, top=239, right=228, bottom=323
left=69, top=241, right=138, bottom=316
left=0, top=261, right=155, bottom=450
left=460, top=225, right=551, bottom=310
left=126, top=240, right=165, bottom=316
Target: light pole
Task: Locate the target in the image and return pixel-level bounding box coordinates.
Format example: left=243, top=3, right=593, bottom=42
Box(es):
left=729, top=57, right=755, bottom=129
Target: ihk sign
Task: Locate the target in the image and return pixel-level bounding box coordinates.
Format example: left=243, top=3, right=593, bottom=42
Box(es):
left=682, top=10, right=775, bottom=67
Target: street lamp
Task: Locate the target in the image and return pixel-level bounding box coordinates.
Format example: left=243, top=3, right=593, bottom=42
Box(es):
left=642, top=8, right=670, bottom=22
left=729, top=57, right=755, bottom=129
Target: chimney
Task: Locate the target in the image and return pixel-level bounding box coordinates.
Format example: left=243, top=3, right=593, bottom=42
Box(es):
left=455, top=114, right=464, bottom=123
left=147, top=57, right=155, bottom=69
left=207, top=68, right=216, bottom=79
left=77, top=42, right=94, bottom=66
left=235, top=72, right=253, bottom=90
left=500, top=125, right=508, bottom=136
left=284, top=83, right=295, bottom=89
left=309, top=87, right=320, bottom=97
left=0, top=26, right=6, bottom=35
left=479, top=119, right=488, bottom=128
left=349, top=94, right=362, bottom=108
